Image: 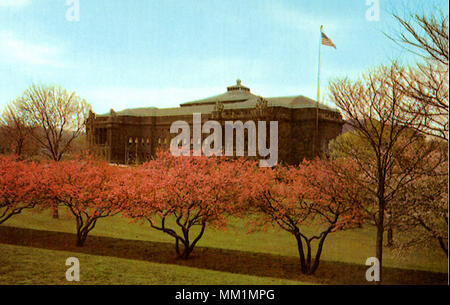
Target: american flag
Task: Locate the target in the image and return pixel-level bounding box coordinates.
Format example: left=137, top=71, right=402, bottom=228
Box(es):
left=321, top=31, right=336, bottom=49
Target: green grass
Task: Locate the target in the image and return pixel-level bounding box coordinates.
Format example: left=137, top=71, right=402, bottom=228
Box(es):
left=0, top=208, right=447, bottom=284
left=0, top=243, right=307, bottom=285
left=6, top=209, right=447, bottom=273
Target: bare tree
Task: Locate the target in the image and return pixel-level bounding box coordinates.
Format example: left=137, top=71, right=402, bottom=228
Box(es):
left=329, top=64, right=439, bottom=282
left=391, top=11, right=448, bottom=65
left=0, top=98, right=36, bottom=157
left=386, top=10, right=449, bottom=258
left=392, top=140, right=448, bottom=257
left=396, top=60, right=449, bottom=141
left=389, top=12, right=449, bottom=141
left=18, top=85, right=91, bottom=162
left=17, top=85, right=90, bottom=218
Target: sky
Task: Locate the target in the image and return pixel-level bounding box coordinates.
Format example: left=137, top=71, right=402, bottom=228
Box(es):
left=0, top=0, right=448, bottom=114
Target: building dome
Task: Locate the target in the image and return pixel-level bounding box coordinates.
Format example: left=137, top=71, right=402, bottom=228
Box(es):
left=180, top=79, right=255, bottom=107
left=227, top=79, right=250, bottom=92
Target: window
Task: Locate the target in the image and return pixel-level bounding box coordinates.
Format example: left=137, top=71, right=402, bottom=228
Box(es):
left=95, top=128, right=107, bottom=145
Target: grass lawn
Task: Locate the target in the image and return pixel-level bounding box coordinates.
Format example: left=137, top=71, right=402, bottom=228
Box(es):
left=0, top=208, right=447, bottom=284
left=0, top=243, right=307, bottom=285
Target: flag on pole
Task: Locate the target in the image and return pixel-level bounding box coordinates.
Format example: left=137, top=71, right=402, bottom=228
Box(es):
left=321, top=31, right=336, bottom=49
left=313, top=25, right=335, bottom=156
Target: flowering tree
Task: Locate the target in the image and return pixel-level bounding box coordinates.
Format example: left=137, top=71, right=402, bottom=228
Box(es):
left=245, top=159, right=363, bottom=275
left=0, top=156, right=43, bottom=224
left=43, top=156, right=131, bottom=246
left=123, top=151, right=252, bottom=259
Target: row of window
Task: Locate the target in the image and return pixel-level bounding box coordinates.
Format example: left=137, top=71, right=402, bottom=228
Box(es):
left=127, top=137, right=214, bottom=146
left=127, top=137, right=172, bottom=146
left=128, top=137, right=151, bottom=145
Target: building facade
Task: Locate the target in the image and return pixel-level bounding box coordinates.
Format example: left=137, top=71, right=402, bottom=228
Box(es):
left=87, top=80, right=344, bottom=165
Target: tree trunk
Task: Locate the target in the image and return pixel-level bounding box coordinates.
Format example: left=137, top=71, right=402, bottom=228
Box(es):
left=386, top=227, right=393, bottom=247
left=375, top=208, right=384, bottom=283
left=76, top=231, right=87, bottom=247
left=295, top=233, right=307, bottom=274
left=52, top=207, right=59, bottom=219
left=310, top=232, right=330, bottom=275
left=175, top=240, right=192, bottom=259
left=76, top=236, right=86, bottom=247
left=74, top=218, right=96, bottom=247
left=305, top=241, right=312, bottom=272
left=375, top=174, right=386, bottom=284
left=16, top=139, right=24, bottom=157
left=175, top=223, right=206, bottom=260
left=437, top=237, right=448, bottom=257
left=181, top=244, right=193, bottom=259
left=385, top=212, right=393, bottom=247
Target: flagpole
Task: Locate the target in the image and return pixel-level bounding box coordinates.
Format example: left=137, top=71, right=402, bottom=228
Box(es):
left=313, top=25, right=323, bottom=157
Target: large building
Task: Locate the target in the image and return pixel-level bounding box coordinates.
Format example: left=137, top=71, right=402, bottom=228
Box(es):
left=87, top=80, right=344, bottom=165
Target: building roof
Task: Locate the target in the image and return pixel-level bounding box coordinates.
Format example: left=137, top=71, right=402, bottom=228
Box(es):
left=180, top=79, right=255, bottom=107
left=97, top=80, right=339, bottom=117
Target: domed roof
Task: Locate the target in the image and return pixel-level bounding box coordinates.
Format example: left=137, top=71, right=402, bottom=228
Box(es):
left=97, top=79, right=340, bottom=117
left=180, top=79, right=258, bottom=107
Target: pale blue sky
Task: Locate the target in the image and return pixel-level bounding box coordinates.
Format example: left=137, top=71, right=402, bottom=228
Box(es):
left=0, top=0, right=448, bottom=114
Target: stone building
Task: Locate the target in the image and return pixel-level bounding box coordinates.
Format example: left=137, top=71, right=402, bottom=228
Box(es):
left=86, top=80, right=344, bottom=165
